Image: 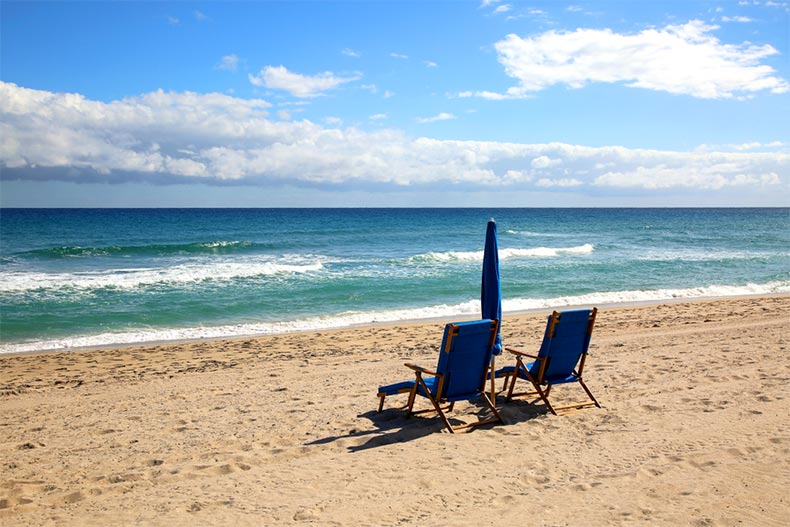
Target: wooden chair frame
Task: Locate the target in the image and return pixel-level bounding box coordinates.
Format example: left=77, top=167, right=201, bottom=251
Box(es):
left=503, top=309, right=601, bottom=416
left=378, top=321, right=503, bottom=433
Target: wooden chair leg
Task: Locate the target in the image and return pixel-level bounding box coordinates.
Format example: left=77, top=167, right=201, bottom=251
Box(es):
left=489, top=360, right=496, bottom=404
left=578, top=378, right=601, bottom=408
left=522, top=368, right=556, bottom=415
left=533, top=382, right=556, bottom=415
left=377, top=394, right=385, bottom=412
left=433, top=401, right=454, bottom=433
left=506, top=358, right=527, bottom=401
left=415, top=376, right=454, bottom=433
left=506, top=370, right=517, bottom=401
left=481, top=392, right=503, bottom=424
left=406, top=385, right=418, bottom=416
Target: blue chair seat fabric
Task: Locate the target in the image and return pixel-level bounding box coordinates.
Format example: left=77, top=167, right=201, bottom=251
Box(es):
left=493, top=364, right=579, bottom=385
left=378, top=377, right=480, bottom=401
left=378, top=380, right=416, bottom=396
left=378, top=377, right=440, bottom=397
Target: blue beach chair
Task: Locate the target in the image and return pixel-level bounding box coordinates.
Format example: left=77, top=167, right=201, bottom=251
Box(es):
left=496, top=308, right=601, bottom=415
left=377, top=319, right=503, bottom=433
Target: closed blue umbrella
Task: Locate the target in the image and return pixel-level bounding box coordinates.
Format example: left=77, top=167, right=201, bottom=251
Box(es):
left=481, top=218, right=502, bottom=401
left=481, top=219, right=502, bottom=352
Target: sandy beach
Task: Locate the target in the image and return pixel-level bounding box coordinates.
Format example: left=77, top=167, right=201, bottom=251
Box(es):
left=1, top=295, right=788, bottom=526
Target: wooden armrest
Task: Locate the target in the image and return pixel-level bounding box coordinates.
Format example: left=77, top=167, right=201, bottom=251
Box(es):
left=505, top=347, right=541, bottom=360
left=404, top=363, right=439, bottom=375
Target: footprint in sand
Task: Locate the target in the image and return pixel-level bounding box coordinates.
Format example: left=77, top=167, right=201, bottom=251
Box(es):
left=0, top=497, right=34, bottom=508
left=62, top=491, right=84, bottom=504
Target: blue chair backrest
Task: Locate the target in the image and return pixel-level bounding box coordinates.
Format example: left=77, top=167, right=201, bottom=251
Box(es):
left=537, top=309, right=595, bottom=380
left=434, top=319, right=497, bottom=401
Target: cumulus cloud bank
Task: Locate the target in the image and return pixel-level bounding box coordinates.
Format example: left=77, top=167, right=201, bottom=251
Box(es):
left=0, top=82, right=787, bottom=194
left=465, top=20, right=788, bottom=99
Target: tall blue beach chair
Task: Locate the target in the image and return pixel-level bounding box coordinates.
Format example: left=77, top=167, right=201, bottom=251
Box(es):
left=377, top=319, right=503, bottom=433
left=496, top=308, right=601, bottom=415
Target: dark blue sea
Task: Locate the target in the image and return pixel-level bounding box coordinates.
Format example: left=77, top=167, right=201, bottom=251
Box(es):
left=1, top=208, right=788, bottom=353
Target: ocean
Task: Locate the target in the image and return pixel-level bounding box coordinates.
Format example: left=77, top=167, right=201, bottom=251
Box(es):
left=1, top=208, right=788, bottom=354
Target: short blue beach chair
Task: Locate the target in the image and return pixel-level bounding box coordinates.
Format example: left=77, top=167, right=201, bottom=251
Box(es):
left=495, top=308, right=601, bottom=415
left=377, top=319, right=503, bottom=433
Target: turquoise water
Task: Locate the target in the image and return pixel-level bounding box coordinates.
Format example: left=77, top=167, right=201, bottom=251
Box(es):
left=1, top=208, right=788, bottom=353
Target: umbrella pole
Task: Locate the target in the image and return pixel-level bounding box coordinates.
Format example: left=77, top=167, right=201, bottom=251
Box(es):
left=490, top=355, right=496, bottom=406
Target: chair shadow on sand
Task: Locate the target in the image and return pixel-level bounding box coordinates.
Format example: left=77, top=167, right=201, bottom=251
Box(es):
left=304, top=319, right=506, bottom=451
left=305, top=395, right=547, bottom=453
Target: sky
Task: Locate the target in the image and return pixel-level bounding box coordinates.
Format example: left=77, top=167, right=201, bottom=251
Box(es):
left=1, top=0, right=789, bottom=207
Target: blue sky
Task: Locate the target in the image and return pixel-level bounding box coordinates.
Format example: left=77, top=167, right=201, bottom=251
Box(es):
left=1, top=1, right=788, bottom=207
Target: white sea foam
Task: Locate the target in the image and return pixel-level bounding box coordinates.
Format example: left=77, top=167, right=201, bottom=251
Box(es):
left=501, top=244, right=594, bottom=258
left=3, top=280, right=787, bottom=355
left=0, top=257, right=324, bottom=293
left=636, top=249, right=784, bottom=262
left=504, top=229, right=564, bottom=237
left=413, top=244, right=594, bottom=263
left=502, top=281, right=790, bottom=312
left=197, top=240, right=253, bottom=249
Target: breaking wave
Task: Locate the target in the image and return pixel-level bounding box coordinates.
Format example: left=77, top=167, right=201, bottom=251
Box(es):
left=0, top=257, right=325, bottom=293
left=411, top=244, right=594, bottom=262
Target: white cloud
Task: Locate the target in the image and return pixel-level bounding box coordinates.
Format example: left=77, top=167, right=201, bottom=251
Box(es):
left=369, top=113, right=388, bottom=121
left=324, top=116, right=343, bottom=126
left=248, top=65, right=361, bottom=98
left=493, top=4, right=512, bottom=14
left=531, top=155, right=561, bottom=169
left=390, top=52, right=409, bottom=60
left=470, top=20, right=788, bottom=99
left=416, top=112, right=456, bottom=123
left=194, top=10, right=209, bottom=22
left=1, top=83, right=787, bottom=196
left=216, top=54, right=240, bottom=72
left=383, top=90, right=395, bottom=98
left=503, top=169, right=533, bottom=183
left=696, top=141, right=787, bottom=152
left=722, top=15, right=754, bottom=22
left=595, top=166, right=781, bottom=190
left=424, top=60, right=438, bottom=68
left=536, top=177, right=583, bottom=187
left=277, top=100, right=311, bottom=107
left=167, top=16, right=180, bottom=25
left=342, top=48, right=361, bottom=58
